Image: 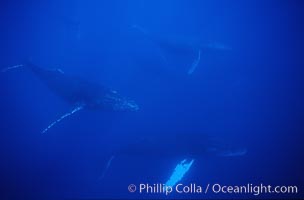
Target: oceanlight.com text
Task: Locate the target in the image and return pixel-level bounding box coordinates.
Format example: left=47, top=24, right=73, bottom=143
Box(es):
left=211, top=183, right=298, bottom=196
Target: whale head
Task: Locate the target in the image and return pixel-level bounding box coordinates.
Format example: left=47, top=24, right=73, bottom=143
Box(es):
left=90, top=90, right=139, bottom=112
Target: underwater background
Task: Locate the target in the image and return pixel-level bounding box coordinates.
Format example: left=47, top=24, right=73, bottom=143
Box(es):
left=0, top=0, right=303, bottom=199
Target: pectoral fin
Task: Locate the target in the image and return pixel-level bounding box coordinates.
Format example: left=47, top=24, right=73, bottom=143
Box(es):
left=1, top=64, right=24, bottom=73
left=165, top=159, right=195, bottom=187
left=187, top=49, right=201, bottom=75
left=42, top=105, right=84, bottom=134
left=98, top=155, right=115, bottom=180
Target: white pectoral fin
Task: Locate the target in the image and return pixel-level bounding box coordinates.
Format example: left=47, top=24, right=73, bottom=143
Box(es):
left=187, top=49, right=201, bottom=75
left=1, top=64, right=24, bottom=73
left=165, top=159, right=195, bottom=187
left=42, top=105, right=84, bottom=134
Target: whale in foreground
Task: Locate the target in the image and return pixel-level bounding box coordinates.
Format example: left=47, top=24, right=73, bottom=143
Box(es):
left=2, top=62, right=139, bottom=133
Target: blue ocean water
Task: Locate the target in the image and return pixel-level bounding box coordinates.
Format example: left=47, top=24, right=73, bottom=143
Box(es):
left=0, top=0, right=303, bottom=199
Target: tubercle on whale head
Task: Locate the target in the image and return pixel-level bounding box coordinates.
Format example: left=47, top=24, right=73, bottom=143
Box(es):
left=116, top=99, right=139, bottom=111
left=91, top=90, right=139, bottom=112
left=107, top=89, right=139, bottom=112
left=110, top=96, right=139, bottom=112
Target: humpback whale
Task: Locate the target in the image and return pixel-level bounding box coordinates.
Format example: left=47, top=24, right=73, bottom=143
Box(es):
left=2, top=62, right=139, bottom=133
left=131, top=25, right=232, bottom=75
left=99, top=133, right=246, bottom=180
left=115, top=133, right=246, bottom=158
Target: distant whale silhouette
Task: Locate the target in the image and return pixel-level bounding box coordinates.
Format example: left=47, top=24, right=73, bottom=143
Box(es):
left=116, top=133, right=246, bottom=158
left=2, top=62, right=139, bottom=133
left=132, top=25, right=232, bottom=75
